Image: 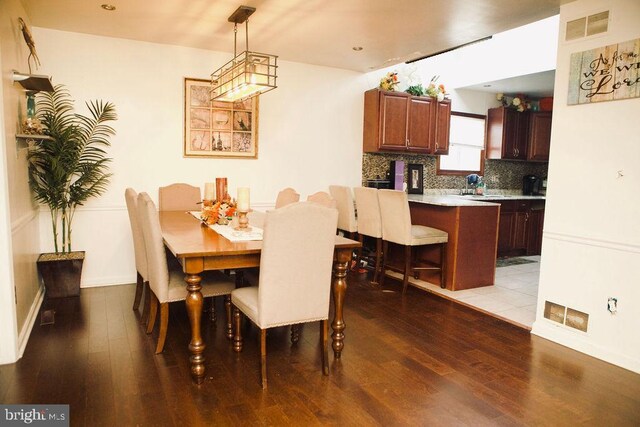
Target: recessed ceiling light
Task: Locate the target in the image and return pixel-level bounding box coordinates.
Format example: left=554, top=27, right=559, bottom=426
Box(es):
left=483, top=84, right=492, bottom=87
left=352, top=46, right=363, bottom=51
left=101, top=4, right=116, bottom=11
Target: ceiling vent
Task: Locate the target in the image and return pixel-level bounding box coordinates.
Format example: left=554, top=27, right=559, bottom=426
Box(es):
left=565, top=10, right=609, bottom=41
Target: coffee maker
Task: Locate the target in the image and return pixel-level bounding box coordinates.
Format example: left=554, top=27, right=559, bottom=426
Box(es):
left=522, top=175, right=542, bottom=195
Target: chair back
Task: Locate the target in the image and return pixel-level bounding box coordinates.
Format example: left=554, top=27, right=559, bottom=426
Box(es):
left=377, top=190, right=412, bottom=245
left=274, top=187, right=300, bottom=209
left=124, top=188, right=148, bottom=280
left=329, top=185, right=357, bottom=233
left=257, top=202, right=338, bottom=327
left=158, top=183, right=201, bottom=211
left=137, top=192, right=171, bottom=302
left=307, top=191, right=337, bottom=209
left=353, top=187, right=382, bottom=239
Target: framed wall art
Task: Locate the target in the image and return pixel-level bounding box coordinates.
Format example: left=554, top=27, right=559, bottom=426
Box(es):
left=184, top=78, right=259, bottom=158
left=408, top=163, right=424, bottom=194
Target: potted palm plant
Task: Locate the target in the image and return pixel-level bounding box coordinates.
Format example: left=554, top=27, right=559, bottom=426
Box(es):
left=28, top=85, right=117, bottom=297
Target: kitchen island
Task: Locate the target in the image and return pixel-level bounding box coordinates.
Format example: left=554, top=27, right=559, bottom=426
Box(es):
left=405, top=195, right=501, bottom=291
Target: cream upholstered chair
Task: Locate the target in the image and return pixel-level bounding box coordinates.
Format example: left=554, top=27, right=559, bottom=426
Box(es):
left=353, top=187, right=383, bottom=284
left=137, top=192, right=235, bottom=354
left=307, top=191, right=337, bottom=209
left=124, top=188, right=150, bottom=321
left=329, top=185, right=358, bottom=238
left=274, top=187, right=300, bottom=209
left=231, top=202, right=338, bottom=389
left=377, top=190, right=448, bottom=294
left=158, top=183, right=201, bottom=212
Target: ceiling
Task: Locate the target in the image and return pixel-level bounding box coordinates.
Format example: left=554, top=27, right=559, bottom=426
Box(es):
left=22, top=0, right=567, bottom=73
left=463, top=70, right=556, bottom=97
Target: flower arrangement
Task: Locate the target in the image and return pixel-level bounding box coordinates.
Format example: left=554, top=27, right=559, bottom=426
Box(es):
left=201, top=197, right=236, bottom=225
left=406, top=76, right=448, bottom=101
left=497, top=93, right=531, bottom=112
left=379, top=71, right=399, bottom=91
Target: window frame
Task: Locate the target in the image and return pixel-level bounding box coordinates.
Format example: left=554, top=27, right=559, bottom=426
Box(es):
left=436, top=111, right=486, bottom=176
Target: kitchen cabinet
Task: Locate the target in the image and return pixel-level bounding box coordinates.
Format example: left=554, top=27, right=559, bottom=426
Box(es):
left=527, top=112, right=552, bottom=161
left=496, top=199, right=545, bottom=257
left=486, top=107, right=529, bottom=160
left=363, top=89, right=451, bottom=154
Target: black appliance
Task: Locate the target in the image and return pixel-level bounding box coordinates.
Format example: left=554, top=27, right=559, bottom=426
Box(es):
left=522, top=175, right=542, bottom=195
left=366, top=179, right=391, bottom=189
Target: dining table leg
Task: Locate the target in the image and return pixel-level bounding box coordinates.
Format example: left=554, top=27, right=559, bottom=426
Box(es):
left=185, top=271, right=205, bottom=384
left=331, top=247, right=350, bottom=358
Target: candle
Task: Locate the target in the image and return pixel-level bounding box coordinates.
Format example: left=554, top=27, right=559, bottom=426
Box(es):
left=237, top=187, right=250, bottom=211
left=204, top=182, right=215, bottom=201
left=215, top=177, right=227, bottom=202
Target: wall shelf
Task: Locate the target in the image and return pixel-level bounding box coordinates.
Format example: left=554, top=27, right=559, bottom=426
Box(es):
left=16, top=133, right=52, bottom=150
left=12, top=71, right=54, bottom=93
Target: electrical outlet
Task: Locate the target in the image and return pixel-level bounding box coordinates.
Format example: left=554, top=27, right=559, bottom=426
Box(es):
left=607, top=297, right=618, bottom=314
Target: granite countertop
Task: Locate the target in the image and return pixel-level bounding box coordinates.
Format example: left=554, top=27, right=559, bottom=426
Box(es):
left=408, top=194, right=545, bottom=207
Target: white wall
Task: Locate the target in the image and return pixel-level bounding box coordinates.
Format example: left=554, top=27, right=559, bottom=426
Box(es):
left=32, top=28, right=368, bottom=287
left=532, top=0, right=640, bottom=373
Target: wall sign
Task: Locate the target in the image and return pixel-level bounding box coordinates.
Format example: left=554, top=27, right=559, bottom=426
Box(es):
left=568, top=38, right=640, bottom=105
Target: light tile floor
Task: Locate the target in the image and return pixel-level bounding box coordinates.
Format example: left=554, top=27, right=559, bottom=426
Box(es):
left=387, top=256, right=540, bottom=329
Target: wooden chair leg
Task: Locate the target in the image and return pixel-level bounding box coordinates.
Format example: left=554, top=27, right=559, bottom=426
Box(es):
left=209, top=297, right=216, bottom=322
left=291, top=324, right=300, bottom=343
left=372, top=237, right=383, bottom=285
left=260, top=329, right=267, bottom=389
left=380, top=240, right=389, bottom=287
left=402, top=245, right=411, bottom=294
left=233, top=306, right=243, bottom=352
left=321, top=320, right=329, bottom=376
left=440, top=243, right=447, bottom=289
left=141, top=282, right=150, bottom=325
left=155, top=302, right=169, bottom=354
left=146, top=292, right=158, bottom=334
left=133, top=272, right=144, bottom=311
left=225, top=295, right=233, bottom=340
left=357, top=234, right=364, bottom=273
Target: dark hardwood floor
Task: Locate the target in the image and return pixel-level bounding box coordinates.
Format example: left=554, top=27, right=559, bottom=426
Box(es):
left=1, top=273, right=639, bottom=426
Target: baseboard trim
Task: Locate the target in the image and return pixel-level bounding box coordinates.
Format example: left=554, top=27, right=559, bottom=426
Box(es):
left=18, top=285, right=44, bottom=358
left=531, top=319, right=640, bottom=374
left=544, top=231, right=640, bottom=254
left=81, top=274, right=134, bottom=288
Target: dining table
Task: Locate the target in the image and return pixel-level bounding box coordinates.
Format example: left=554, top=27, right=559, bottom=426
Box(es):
left=159, top=210, right=361, bottom=384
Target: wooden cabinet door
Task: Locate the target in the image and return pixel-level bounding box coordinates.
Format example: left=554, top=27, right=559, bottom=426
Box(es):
left=527, top=208, right=545, bottom=255
left=380, top=92, right=409, bottom=150
left=432, top=100, right=451, bottom=155
left=407, top=97, right=433, bottom=152
left=498, top=210, right=515, bottom=256
left=513, top=212, right=529, bottom=251
left=503, top=109, right=529, bottom=160
left=528, top=112, right=552, bottom=161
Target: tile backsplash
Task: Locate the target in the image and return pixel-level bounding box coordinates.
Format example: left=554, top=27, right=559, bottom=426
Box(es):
left=362, top=153, right=548, bottom=192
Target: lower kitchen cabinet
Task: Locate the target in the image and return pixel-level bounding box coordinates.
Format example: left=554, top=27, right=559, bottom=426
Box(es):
left=497, top=199, right=545, bottom=257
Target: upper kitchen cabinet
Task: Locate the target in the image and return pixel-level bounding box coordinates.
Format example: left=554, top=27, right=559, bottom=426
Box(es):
left=486, top=106, right=529, bottom=160
left=527, top=111, right=552, bottom=161
left=363, top=89, right=451, bottom=154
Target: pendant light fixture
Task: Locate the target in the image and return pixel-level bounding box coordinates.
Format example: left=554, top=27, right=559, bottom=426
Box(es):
left=210, top=5, right=278, bottom=102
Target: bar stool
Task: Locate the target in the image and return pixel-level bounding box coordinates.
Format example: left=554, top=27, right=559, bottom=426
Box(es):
left=377, top=190, right=448, bottom=294
left=353, top=187, right=383, bottom=284
left=329, top=185, right=358, bottom=240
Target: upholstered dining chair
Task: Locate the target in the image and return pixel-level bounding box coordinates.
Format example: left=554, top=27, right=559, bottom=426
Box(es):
left=377, top=190, right=448, bottom=294
left=274, top=187, right=300, bottom=209
left=137, top=192, right=235, bottom=354
left=158, top=183, right=201, bottom=212
left=329, top=185, right=358, bottom=239
left=231, top=202, right=338, bottom=389
left=124, top=188, right=150, bottom=322
left=307, top=191, right=337, bottom=209
left=353, top=187, right=383, bottom=285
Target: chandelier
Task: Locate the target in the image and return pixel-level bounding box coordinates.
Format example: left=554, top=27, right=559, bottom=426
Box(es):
left=210, top=5, right=278, bottom=102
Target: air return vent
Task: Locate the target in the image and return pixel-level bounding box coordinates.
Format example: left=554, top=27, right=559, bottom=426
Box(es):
left=565, top=10, right=609, bottom=41
left=544, top=301, right=589, bottom=332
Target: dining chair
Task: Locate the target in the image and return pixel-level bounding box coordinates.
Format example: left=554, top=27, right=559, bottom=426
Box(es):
left=124, top=188, right=150, bottom=323
left=231, top=202, right=338, bottom=389
left=353, top=187, right=383, bottom=285
left=158, top=183, right=201, bottom=212
left=137, top=192, right=235, bottom=354
left=377, top=189, right=448, bottom=294
left=329, top=185, right=358, bottom=239
left=274, top=187, right=300, bottom=209
left=307, top=191, right=337, bottom=209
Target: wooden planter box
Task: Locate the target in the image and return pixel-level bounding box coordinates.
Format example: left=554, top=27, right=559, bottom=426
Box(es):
left=37, top=251, right=85, bottom=298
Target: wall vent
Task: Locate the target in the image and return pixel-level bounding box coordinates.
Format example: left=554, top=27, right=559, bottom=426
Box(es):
left=544, top=301, right=589, bottom=333
left=565, top=308, right=589, bottom=332
left=544, top=301, right=566, bottom=324
left=565, top=10, right=609, bottom=41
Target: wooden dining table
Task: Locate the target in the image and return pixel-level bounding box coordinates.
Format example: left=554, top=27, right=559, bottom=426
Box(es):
left=159, top=210, right=361, bottom=384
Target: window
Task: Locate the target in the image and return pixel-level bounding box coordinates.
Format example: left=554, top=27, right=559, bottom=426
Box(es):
left=437, top=112, right=486, bottom=175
